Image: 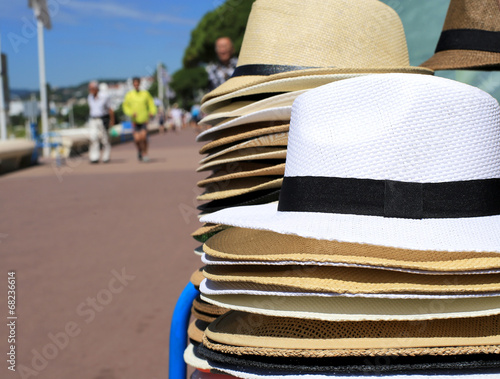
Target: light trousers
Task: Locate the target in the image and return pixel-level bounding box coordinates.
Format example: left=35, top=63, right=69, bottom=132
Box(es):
left=89, top=118, right=111, bottom=162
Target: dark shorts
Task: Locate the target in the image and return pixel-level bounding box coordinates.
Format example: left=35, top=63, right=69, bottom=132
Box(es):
left=133, top=123, right=147, bottom=132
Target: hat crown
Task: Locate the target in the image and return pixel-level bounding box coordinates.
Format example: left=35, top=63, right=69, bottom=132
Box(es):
left=443, top=0, right=500, bottom=31
left=238, top=0, right=410, bottom=68
left=285, top=74, right=500, bottom=183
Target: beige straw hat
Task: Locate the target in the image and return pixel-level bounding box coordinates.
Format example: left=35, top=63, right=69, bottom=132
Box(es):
left=200, top=91, right=305, bottom=126
left=183, top=343, right=213, bottom=372
left=203, top=265, right=500, bottom=295
left=200, top=294, right=500, bottom=321
left=190, top=267, right=206, bottom=288
left=199, top=124, right=289, bottom=154
left=203, top=227, right=500, bottom=273
left=193, top=296, right=229, bottom=316
left=191, top=223, right=229, bottom=243
left=199, top=133, right=288, bottom=165
left=196, top=147, right=287, bottom=172
left=201, top=0, right=432, bottom=109
left=188, top=319, right=209, bottom=344
left=421, top=0, right=500, bottom=70
left=203, top=311, right=500, bottom=357
left=197, top=177, right=283, bottom=201
left=197, top=163, right=286, bottom=187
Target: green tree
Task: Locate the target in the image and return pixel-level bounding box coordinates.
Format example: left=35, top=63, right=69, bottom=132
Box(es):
left=183, top=0, right=253, bottom=68
left=170, top=67, right=208, bottom=109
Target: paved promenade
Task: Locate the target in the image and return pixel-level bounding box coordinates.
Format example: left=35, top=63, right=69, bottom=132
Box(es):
left=0, top=130, right=205, bottom=379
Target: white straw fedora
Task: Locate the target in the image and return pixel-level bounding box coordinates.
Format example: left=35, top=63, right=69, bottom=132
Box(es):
left=201, top=74, right=500, bottom=253
left=201, top=0, right=432, bottom=109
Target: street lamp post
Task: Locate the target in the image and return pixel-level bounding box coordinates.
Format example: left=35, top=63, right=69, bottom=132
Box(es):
left=28, top=0, right=52, bottom=157
left=0, top=34, right=8, bottom=141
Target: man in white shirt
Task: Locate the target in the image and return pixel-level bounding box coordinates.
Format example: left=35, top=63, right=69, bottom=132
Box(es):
left=87, top=81, right=114, bottom=163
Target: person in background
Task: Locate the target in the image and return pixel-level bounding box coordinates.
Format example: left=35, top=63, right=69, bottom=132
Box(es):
left=123, top=77, right=157, bottom=162
left=87, top=81, right=114, bottom=163
left=206, top=37, right=238, bottom=91
left=169, top=103, right=183, bottom=133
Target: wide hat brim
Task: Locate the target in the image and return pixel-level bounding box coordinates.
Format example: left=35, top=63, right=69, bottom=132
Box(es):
left=196, top=107, right=292, bottom=142
left=191, top=223, right=229, bottom=243
left=203, top=227, right=500, bottom=273
left=184, top=343, right=213, bottom=371
left=200, top=293, right=500, bottom=321
left=199, top=344, right=500, bottom=377
left=197, top=178, right=283, bottom=201
left=203, top=310, right=500, bottom=356
left=200, top=202, right=500, bottom=253
left=202, top=265, right=500, bottom=295
left=420, top=49, right=500, bottom=71
left=197, top=148, right=287, bottom=172
left=197, top=163, right=286, bottom=187
left=199, top=133, right=288, bottom=164
left=199, top=124, right=289, bottom=155
left=200, top=91, right=306, bottom=126
left=201, top=68, right=433, bottom=113
left=198, top=190, right=281, bottom=214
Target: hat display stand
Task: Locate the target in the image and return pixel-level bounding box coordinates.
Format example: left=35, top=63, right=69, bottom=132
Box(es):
left=175, top=0, right=497, bottom=377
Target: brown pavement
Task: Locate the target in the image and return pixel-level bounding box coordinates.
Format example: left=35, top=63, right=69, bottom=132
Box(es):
left=0, top=129, right=206, bottom=379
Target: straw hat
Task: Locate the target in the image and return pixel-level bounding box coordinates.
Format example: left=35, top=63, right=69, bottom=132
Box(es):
left=203, top=227, right=500, bottom=273
left=200, top=294, right=500, bottom=321
left=183, top=343, right=212, bottom=371
left=198, top=344, right=500, bottom=377
left=197, top=147, right=287, bottom=172
left=198, top=189, right=281, bottom=214
left=197, top=108, right=292, bottom=142
left=199, top=124, right=289, bottom=154
left=201, top=74, right=500, bottom=253
left=199, top=133, right=288, bottom=164
left=190, top=267, right=205, bottom=288
left=188, top=319, right=210, bottom=344
left=201, top=0, right=432, bottom=107
left=197, top=163, right=286, bottom=187
left=197, top=177, right=283, bottom=201
left=191, top=223, right=229, bottom=243
left=203, top=265, right=500, bottom=295
left=200, top=91, right=306, bottom=126
left=202, top=311, right=500, bottom=357
left=421, top=0, right=500, bottom=70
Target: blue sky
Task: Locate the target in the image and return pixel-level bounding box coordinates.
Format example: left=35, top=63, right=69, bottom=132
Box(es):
left=1, top=0, right=220, bottom=90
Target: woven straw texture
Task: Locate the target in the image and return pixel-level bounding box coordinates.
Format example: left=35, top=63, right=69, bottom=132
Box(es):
left=199, top=133, right=288, bottom=164
left=197, top=177, right=283, bottom=201
left=197, top=148, right=287, bottom=172
left=188, top=319, right=210, bottom=343
left=200, top=92, right=305, bottom=126
left=199, top=124, right=289, bottom=154
left=190, top=268, right=206, bottom=287
left=191, top=224, right=229, bottom=243
left=421, top=0, right=500, bottom=70
left=198, top=189, right=281, bottom=215
left=197, top=107, right=292, bottom=142
left=200, top=294, right=500, bottom=321
left=193, top=296, right=230, bottom=316
left=200, top=74, right=500, bottom=253
left=203, top=311, right=500, bottom=353
left=191, top=306, right=218, bottom=323
left=203, top=265, right=500, bottom=294
left=198, top=163, right=286, bottom=187
left=200, top=279, right=500, bottom=298
left=202, top=0, right=432, bottom=105
left=204, top=227, right=500, bottom=272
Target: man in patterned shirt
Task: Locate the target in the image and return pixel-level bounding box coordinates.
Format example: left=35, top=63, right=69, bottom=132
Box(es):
left=206, top=37, right=238, bottom=90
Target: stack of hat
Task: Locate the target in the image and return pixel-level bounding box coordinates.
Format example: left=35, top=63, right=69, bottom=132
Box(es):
left=194, top=73, right=500, bottom=377
left=421, top=0, right=500, bottom=70
left=186, top=0, right=436, bottom=373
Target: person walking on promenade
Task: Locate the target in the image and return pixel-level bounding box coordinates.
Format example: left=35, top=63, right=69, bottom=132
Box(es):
left=123, top=77, right=157, bottom=162
left=206, top=37, right=238, bottom=91
left=87, top=81, right=114, bottom=163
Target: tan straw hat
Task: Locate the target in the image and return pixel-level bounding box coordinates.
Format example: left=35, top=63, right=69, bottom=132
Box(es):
left=199, top=124, right=289, bottom=154
left=191, top=223, right=229, bottom=243
left=196, top=147, right=286, bottom=172
left=197, top=163, right=286, bottom=187
left=197, top=177, right=283, bottom=201
left=199, top=133, right=288, bottom=165
left=421, top=0, right=500, bottom=70
left=203, top=311, right=500, bottom=357
left=200, top=293, right=500, bottom=321
left=203, top=265, right=500, bottom=295
left=200, top=92, right=305, bottom=126
left=201, top=0, right=432, bottom=108
left=203, top=227, right=500, bottom=273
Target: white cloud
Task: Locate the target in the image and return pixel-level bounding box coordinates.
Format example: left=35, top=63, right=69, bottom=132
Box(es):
left=64, top=1, right=197, bottom=26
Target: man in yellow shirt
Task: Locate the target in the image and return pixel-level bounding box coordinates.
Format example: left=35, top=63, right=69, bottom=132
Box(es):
left=123, top=77, right=157, bottom=162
